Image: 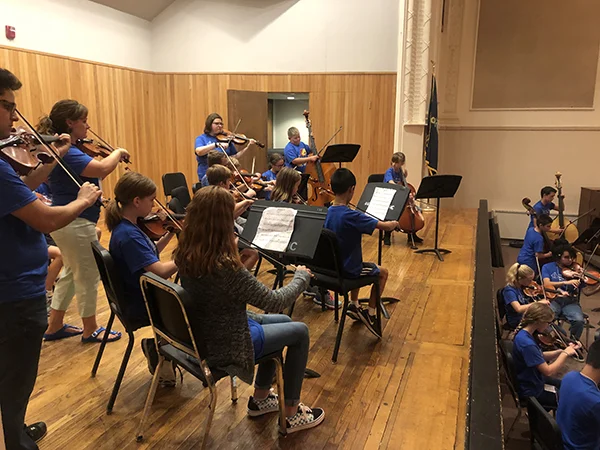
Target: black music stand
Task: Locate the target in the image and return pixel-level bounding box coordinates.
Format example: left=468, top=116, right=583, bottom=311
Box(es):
left=414, top=175, right=462, bottom=262
left=320, top=144, right=361, bottom=168
left=355, top=183, right=411, bottom=317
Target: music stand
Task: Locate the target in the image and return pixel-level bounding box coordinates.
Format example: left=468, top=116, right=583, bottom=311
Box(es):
left=320, top=144, right=361, bottom=167
left=414, top=175, right=462, bottom=262
left=355, top=183, right=411, bottom=317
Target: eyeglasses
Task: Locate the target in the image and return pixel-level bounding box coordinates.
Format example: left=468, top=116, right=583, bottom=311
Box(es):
left=213, top=122, right=224, bottom=126
left=274, top=162, right=285, bottom=168
left=0, top=99, right=16, bottom=114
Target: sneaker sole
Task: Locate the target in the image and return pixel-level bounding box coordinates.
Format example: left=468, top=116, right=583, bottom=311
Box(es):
left=357, top=313, right=382, bottom=339
left=286, top=411, right=326, bottom=434
left=346, top=310, right=360, bottom=321
left=312, top=298, right=339, bottom=310
left=247, top=405, right=280, bottom=417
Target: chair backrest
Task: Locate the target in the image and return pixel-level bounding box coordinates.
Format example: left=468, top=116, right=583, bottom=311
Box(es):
left=527, top=397, right=564, bottom=450
left=368, top=173, right=385, bottom=183
left=496, top=287, right=507, bottom=320
left=91, top=241, right=135, bottom=331
left=499, top=340, right=521, bottom=400
left=140, top=272, right=208, bottom=359
left=171, top=185, right=191, bottom=209
left=167, top=197, right=185, bottom=215
left=192, top=182, right=202, bottom=194
left=297, top=228, right=344, bottom=280
left=162, top=172, right=188, bottom=197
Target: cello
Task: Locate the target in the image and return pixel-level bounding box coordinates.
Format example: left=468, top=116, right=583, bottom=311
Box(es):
left=397, top=179, right=425, bottom=244
left=303, top=111, right=336, bottom=207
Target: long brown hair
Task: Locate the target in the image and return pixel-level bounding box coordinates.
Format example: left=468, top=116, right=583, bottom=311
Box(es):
left=36, top=99, right=88, bottom=135
left=204, top=112, right=222, bottom=135
left=174, top=186, right=242, bottom=276
left=515, top=302, right=554, bottom=335
left=105, top=172, right=156, bottom=231
left=271, top=167, right=301, bottom=203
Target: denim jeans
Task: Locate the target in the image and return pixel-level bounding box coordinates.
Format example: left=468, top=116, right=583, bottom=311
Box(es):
left=0, top=296, right=47, bottom=450
left=550, top=299, right=584, bottom=340
left=252, top=314, right=309, bottom=407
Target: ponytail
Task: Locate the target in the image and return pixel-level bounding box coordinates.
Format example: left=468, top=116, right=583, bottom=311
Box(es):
left=513, top=301, right=554, bottom=337
left=36, top=115, right=55, bottom=135
left=105, top=199, right=124, bottom=232
left=104, top=172, right=156, bottom=231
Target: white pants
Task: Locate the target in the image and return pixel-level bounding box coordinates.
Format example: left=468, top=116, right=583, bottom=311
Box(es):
left=49, top=218, right=100, bottom=318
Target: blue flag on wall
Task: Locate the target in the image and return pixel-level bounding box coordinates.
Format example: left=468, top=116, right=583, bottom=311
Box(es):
left=424, top=75, right=438, bottom=176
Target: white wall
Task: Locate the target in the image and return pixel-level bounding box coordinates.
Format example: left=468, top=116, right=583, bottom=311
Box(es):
left=272, top=99, right=309, bottom=148
left=0, top=0, right=152, bottom=70
left=151, top=0, right=399, bottom=73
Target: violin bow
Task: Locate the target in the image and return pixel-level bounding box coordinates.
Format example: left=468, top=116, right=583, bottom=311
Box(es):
left=152, top=197, right=184, bottom=232
left=316, top=125, right=343, bottom=157
left=219, top=119, right=254, bottom=193
left=88, top=128, right=131, bottom=164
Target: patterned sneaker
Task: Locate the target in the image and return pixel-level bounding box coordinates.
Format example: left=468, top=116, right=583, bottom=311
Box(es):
left=346, top=303, right=361, bottom=321
left=247, top=390, right=279, bottom=417
left=357, top=308, right=382, bottom=339
left=286, top=403, right=325, bottom=433
left=158, top=361, right=177, bottom=388
left=141, top=338, right=158, bottom=375
left=312, top=291, right=339, bottom=310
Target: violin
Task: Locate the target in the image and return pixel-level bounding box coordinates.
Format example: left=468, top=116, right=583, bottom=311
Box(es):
left=216, top=130, right=265, bottom=148
left=76, top=129, right=131, bottom=164
left=561, top=262, right=600, bottom=286
left=534, top=324, right=585, bottom=362
left=0, top=129, right=61, bottom=176
left=234, top=169, right=268, bottom=192
left=137, top=210, right=185, bottom=241
left=522, top=281, right=546, bottom=301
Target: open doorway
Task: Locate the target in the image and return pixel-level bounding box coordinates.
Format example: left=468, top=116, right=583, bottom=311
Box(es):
left=267, top=93, right=310, bottom=154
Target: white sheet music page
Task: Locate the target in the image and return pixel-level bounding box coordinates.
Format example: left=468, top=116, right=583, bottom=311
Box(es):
left=365, top=187, right=396, bottom=220
left=253, top=207, right=298, bottom=252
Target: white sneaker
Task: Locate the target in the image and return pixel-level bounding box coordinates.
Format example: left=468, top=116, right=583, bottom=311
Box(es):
left=158, top=361, right=177, bottom=387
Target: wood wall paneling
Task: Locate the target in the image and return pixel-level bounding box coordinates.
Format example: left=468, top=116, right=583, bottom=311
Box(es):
left=0, top=46, right=397, bottom=199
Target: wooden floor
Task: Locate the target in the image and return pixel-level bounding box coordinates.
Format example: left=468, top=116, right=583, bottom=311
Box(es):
left=30, top=208, right=476, bottom=450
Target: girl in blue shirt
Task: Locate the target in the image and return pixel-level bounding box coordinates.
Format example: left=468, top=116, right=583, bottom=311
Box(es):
left=38, top=99, right=130, bottom=344
left=512, top=302, right=580, bottom=409
left=271, top=167, right=302, bottom=203
left=261, top=153, right=283, bottom=200
left=194, top=113, right=256, bottom=181
left=106, top=172, right=179, bottom=385
left=502, top=263, right=550, bottom=329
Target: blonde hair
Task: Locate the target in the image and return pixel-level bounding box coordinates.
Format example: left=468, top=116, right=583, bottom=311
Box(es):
left=105, top=172, right=156, bottom=232
left=271, top=167, right=301, bottom=203
left=287, top=127, right=300, bottom=139
left=515, top=302, right=554, bottom=334
left=174, top=186, right=242, bottom=276
left=506, top=263, right=535, bottom=287
left=206, top=164, right=232, bottom=186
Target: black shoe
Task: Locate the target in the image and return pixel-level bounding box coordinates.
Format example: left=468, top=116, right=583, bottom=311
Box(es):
left=141, top=338, right=158, bottom=375
left=411, top=233, right=424, bottom=243
left=346, top=303, right=361, bottom=321
left=356, top=308, right=382, bottom=339
left=383, top=231, right=391, bottom=246
left=25, top=422, right=47, bottom=443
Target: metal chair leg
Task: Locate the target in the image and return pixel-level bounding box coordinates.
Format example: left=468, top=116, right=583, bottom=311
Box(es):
left=200, top=365, right=218, bottom=450
left=374, top=281, right=383, bottom=337
left=91, top=311, right=115, bottom=377
left=332, top=293, right=350, bottom=363
left=106, top=332, right=134, bottom=414
left=273, top=358, right=287, bottom=436
left=334, top=292, right=340, bottom=323
left=504, top=406, right=522, bottom=444
left=136, top=357, right=164, bottom=442
left=230, top=376, right=238, bottom=403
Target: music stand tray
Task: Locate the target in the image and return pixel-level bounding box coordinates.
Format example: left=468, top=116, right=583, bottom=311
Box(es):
left=320, top=144, right=360, bottom=167
left=414, top=175, right=462, bottom=262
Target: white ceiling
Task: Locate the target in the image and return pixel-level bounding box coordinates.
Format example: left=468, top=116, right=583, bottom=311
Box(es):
left=89, top=0, right=176, bottom=21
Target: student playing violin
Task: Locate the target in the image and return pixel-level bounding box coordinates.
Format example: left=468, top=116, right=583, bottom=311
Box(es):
left=194, top=113, right=256, bottom=181
left=541, top=244, right=585, bottom=340
left=200, top=150, right=227, bottom=187
left=174, top=186, right=325, bottom=433
left=271, top=167, right=302, bottom=203
left=106, top=171, right=179, bottom=386
left=261, top=153, right=283, bottom=200
left=37, top=99, right=130, bottom=344
left=503, top=263, right=550, bottom=330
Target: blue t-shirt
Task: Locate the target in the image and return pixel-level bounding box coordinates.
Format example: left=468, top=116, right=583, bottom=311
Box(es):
left=261, top=169, right=277, bottom=200
left=528, top=200, right=556, bottom=229
left=109, top=219, right=160, bottom=325
left=513, top=329, right=546, bottom=398
left=557, top=371, right=600, bottom=450
left=542, top=261, right=580, bottom=298
left=517, top=227, right=545, bottom=275
left=35, top=182, right=52, bottom=199
left=383, top=167, right=406, bottom=185
left=194, top=134, right=237, bottom=180
left=201, top=174, right=209, bottom=187
left=0, top=159, right=48, bottom=302
left=324, top=205, right=379, bottom=278
left=503, top=285, right=531, bottom=329
left=48, top=146, right=100, bottom=223
left=248, top=317, right=265, bottom=359
left=284, top=141, right=311, bottom=173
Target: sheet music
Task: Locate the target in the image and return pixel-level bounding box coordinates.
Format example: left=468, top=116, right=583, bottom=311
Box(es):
left=253, top=207, right=298, bottom=252
left=365, top=187, right=396, bottom=220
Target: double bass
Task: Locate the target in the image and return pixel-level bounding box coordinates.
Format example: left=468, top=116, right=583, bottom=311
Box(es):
left=303, top=111, right=336, bottom=207
left=397, top=180, right=425, bottom=240
left=552, top=172, right=579, bottom=244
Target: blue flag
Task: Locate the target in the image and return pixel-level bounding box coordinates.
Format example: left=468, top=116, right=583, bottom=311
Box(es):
left=424, top=75, right=438, bottom=176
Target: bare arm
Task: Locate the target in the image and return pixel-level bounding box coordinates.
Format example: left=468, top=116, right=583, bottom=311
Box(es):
left=536, top=350, right=573, bottom=377
left=144, top=260, right=178, bottom=280
left=155, top=231, right=175, bottom=253
left=81, top=149, right=129, bottom=179
left=234, top=199, right=254, bottom=219
left=376, top=220, right=399, bottom=232
left=292, top=155, right=318, bottom=166
left=195, top=141, right=220, bottom=157
left=11, top=182, right=101, bottom=234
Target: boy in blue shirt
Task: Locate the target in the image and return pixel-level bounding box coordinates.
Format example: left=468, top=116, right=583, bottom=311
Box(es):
left=0, top=68, right=102, bottom=449
left=382, top=152, right=423, bottom=246
left=284, top=127, right=317, bottom=173
left=526, top=186, right=563, bottom=236
left=557, top=340, right=600, bottom=450
left=541, top=244, right=585, bottom=340
left=194, top=112, right=256, bottom=181
left=517, top=214, right=553, bottom=276
left=324, top=168, right=399, bottom=338
left=200, top=150, right=227, bottom=187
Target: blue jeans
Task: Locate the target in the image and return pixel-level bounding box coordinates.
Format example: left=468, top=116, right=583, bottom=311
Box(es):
left=550, top=299, right=584, bottom=340
left=0, top=296, right=47, bottom=450
left=252, top=314, right=309, bottom=407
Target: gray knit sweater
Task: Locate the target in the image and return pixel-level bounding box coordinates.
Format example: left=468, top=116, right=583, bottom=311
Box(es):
left=181, top=267, right=310, bottom=385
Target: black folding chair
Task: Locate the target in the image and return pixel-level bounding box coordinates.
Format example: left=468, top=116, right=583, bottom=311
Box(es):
left=527, top=397, right=564, bottom=450
left=90, top=241, right=146, bottom=414
left=499, top=340, right=526, bottom=443
left=162, top=172, right=188, bottom=198
left=192, top=182, right=202, bottom=194
left=297, top=229, right=383, bottom=363
left=496, top=287, right=516, bottom=339
left=171, top=185, right=191, bottom=210
left=367, top=173, right=385, bottom=183
left=136, top=273, right=287, bottom=447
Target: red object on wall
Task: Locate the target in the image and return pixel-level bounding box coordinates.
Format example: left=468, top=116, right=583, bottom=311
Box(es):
left=5, top=26, right=15, bottom=40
